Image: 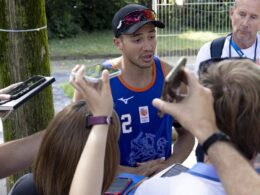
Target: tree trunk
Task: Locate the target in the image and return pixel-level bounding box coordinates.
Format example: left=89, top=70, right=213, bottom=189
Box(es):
left=0, top=0, right=54, bottom=190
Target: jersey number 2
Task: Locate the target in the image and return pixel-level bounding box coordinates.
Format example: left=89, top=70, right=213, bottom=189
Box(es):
left=121, top=114, right=132, bottom=134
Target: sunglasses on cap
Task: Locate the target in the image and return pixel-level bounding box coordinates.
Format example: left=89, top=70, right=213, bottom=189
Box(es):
left=117, top=9, right=156, bottom=30
left=198, top=57, right=254, bottom=77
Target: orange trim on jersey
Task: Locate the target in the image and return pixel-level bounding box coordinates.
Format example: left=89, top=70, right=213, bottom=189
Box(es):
left=109, top=60, right=119, bottom=69
left=160, top=60, right=166, bottom=78
left=118, top=63, right=156, bottom=92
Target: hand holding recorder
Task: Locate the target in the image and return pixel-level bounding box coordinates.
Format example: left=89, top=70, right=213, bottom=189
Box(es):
left=0, top=76, right=46, bottom=104
left=0, top=83, right=22, bottom=101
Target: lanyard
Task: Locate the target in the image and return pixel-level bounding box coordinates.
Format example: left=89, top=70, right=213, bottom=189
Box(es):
left=229, top=36, right=258, bottom=62
left=188, top=163, right=260, bottom=182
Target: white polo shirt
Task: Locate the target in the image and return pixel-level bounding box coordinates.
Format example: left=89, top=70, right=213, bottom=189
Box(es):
left=194, top=33, right=260, bottom=75
left=135, top=163, right=226, bottom=195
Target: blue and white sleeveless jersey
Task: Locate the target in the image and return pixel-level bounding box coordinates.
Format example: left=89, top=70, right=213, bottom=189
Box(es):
left=103, top=56, right=173, bottom=167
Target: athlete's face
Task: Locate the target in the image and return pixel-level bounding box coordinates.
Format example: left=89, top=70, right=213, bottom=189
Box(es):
left=230, top=0, right=260, bottom=48
left=115, top=24, right=157, bottom=69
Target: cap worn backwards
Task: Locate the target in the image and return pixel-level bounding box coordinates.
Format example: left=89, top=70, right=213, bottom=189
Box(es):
left=112, top=4, right=165, bottom=38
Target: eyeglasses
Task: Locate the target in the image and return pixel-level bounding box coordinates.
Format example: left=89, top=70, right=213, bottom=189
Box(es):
left=117, top=9, right=156, bottom=30
left=198, top=57, right=254, bottom=77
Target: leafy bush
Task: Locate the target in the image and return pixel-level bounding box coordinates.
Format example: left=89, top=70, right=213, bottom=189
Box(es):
left=46, top=0, right=152, bottom=38
left=46, top=0, right=82, bottom=38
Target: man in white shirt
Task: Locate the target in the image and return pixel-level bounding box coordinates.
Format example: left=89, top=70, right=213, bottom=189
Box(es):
left=194, top=0, right=260, bottom=75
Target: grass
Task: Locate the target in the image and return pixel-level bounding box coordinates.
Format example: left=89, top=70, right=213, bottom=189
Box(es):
left=48, top=30, right=119, bottom=57
left=60, top=83, right=74, bottom=98
left=48, top=30, right=224, bottom=57
left=157, top=31, right=223, bottom=52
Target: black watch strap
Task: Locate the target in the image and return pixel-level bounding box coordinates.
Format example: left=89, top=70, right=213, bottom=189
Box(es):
left=86, top=115, right=113, bottom=128
left=202, top=132, right=231, bottom=155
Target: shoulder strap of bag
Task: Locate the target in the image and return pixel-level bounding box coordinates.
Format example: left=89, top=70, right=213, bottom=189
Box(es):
left=210, top=36, right=226, bottom=58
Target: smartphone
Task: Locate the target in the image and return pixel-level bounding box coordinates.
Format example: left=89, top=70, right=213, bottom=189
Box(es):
left=165, top=57, right=186, bottom=83
left=84, top=64, right=121, bottom=83
left=8, top=75, right=46, bottom=100
left=104, top=177, right=133, bottom=195
left=161, top=57, right=187, bottom=102
left=161, top=163, right=189, bottom=177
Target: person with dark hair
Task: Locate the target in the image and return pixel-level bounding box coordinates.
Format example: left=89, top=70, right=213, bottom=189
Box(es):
left=9, top=66, right=120, bottom=195
left=102, top=3, right=194, bottom=176
left=135, top=59, right=260, bottom=194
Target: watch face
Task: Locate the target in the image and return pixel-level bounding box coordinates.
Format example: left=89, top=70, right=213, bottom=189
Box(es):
left=106, top=116, right=112, bottom=125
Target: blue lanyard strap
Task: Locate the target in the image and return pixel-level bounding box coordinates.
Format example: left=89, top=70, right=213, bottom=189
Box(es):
left=188, top=163, right=260, bottom=183
left=187, top=163, right=220, bottom=182
left=229, top=36, right=258, bottom=61
left=230, top=39, right=246, bottom=57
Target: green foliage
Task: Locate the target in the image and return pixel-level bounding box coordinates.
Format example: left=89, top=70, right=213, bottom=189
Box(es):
left=45, top=0, right=232, bottom=38
left=46, top=0, right=153, bottom=38
left=60, top=83, right=74, bottom=98
left=46, top=0, right=82, bottom=38
left=80, top=0, right=127, bottom=31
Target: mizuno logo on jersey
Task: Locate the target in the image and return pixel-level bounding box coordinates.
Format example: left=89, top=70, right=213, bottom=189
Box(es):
left=118, top=96, right=134, bottom=104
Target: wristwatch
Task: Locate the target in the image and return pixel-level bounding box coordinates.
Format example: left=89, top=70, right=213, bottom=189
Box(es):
left=202, top=132, right=231, bottom=155
left=85, top=115, right=113, bottom=128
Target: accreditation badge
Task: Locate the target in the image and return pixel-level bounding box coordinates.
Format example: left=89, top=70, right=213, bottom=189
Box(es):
left=139, top=106, right=150, bottom=123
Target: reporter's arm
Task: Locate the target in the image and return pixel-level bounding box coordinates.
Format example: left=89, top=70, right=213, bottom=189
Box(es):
left=0, top=130, right=44, bottom=178
left=70, top=124, right=109, bottom=195
left=205, top=135, right=260, bottom=195
left=0, top=83, right=21, bottom=101
left=69, top=65, right=113, bottom=195
left=152, top=69, right=260, bottom=195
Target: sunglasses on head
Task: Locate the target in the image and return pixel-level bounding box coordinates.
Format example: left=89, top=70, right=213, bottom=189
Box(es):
left=117, top=9, right=156, bottom=30
left=198, top=57, right=254, bottom=77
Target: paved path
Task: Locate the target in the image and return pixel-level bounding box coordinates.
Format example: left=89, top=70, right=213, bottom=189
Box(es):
left=51, top=72, right=71, bottom=113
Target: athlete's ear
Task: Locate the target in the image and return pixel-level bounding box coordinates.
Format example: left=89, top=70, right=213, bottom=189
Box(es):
left=113, top=37, right=123, bottom=51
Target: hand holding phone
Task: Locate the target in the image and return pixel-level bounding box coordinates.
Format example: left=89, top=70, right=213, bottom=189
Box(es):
left=161, top=57, right=187, bottom=103
left=158, top=57, right=187, bottom=117
left=84, top=64, right=121, bottom=83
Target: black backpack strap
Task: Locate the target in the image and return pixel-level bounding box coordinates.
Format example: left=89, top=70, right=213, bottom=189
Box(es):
left=210, top=36, right=226, bottom=58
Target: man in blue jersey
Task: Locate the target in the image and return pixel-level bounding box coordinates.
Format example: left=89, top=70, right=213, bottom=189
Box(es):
left=103, top=4, right=195, bottom=176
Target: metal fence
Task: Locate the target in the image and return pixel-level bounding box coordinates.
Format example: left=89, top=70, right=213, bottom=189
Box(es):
left=153, top=0, right=234, bottom=66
